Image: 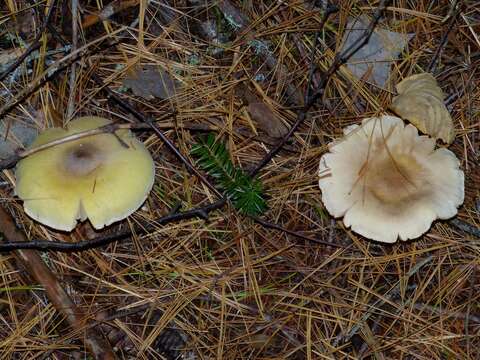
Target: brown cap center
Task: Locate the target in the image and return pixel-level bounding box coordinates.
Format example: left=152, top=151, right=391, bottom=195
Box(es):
left=63, top=143, right=103, bottom=176
left=366, top=154, right=429, bottom=205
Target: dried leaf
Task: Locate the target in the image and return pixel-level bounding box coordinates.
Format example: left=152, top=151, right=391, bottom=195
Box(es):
left=342, top=16, right=413, bottom=86
left=123, top=65, right=179, bottom=100
left=247, top=102, right=289, bottom=138
left=390, top=73, right=454, bottom=144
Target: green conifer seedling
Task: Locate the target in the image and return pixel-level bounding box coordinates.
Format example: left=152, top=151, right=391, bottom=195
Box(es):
left=191, top=134, right=267, bottom=216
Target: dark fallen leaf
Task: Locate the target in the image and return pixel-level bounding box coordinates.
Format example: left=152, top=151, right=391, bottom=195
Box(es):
left=123, top=65, right=179, bottom=100
left=247, top=102, right=289, bottom=138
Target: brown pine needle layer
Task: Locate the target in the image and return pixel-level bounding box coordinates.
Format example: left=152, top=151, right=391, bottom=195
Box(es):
left=0, top=0, right=478, bottom=359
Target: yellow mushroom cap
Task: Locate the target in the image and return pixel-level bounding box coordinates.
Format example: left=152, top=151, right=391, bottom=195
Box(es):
left=318, top=115, right=464, bottom=243
left=15, top=116, right=155, bottom=231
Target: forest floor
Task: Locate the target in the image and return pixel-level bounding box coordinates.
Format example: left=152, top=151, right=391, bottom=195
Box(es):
left=0, top=0, right=478, bottom=359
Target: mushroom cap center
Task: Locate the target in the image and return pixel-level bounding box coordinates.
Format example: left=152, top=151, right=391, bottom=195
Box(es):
left=366, top=153, right=428, bottom=204
left=62, top=142, right=104, bottom=176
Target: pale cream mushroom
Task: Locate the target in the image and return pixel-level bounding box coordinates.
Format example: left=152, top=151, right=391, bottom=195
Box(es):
left=318, top=115, right=464, bottom=242
left=15, top=116, right=155, bottom=231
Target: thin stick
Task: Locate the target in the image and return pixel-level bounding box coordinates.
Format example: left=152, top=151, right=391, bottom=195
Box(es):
left=253, top=217, right=344, bottom=248
left=427, top=0, right=463, bottom=73
left=0, top=199, right=347, bottom=253
left=0, top=200, right=226, bottom=252
left=0, top=116, right=288, bottom=171
left=91, top=73, right=223, bottom=198
left=450, top=218, right=480, bottom=238
left=0, top=123, right=135, bottom=170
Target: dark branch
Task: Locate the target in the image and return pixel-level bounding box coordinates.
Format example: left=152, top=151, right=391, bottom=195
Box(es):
left=0, top=114, right=246, bottom=171
left=0, top=39, right=120, bottom=121
left=252, top=217, right=344, bottom=248
left=0, top=199, right=350, bottom=252
left=0, top=0, right=58, bottom=82
left=249, top=0, right=390, bottom=176
left=304, top=4, right=339, bottom=103
left=0, top=200, right=226, bottom=253
left=450, top=219, right=480, bottom=238
left=427, top=0, right=463, bottom=73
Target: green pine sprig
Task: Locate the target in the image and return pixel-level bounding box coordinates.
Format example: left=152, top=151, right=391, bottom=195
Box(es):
left=191, top=134, right=267, bottom=216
